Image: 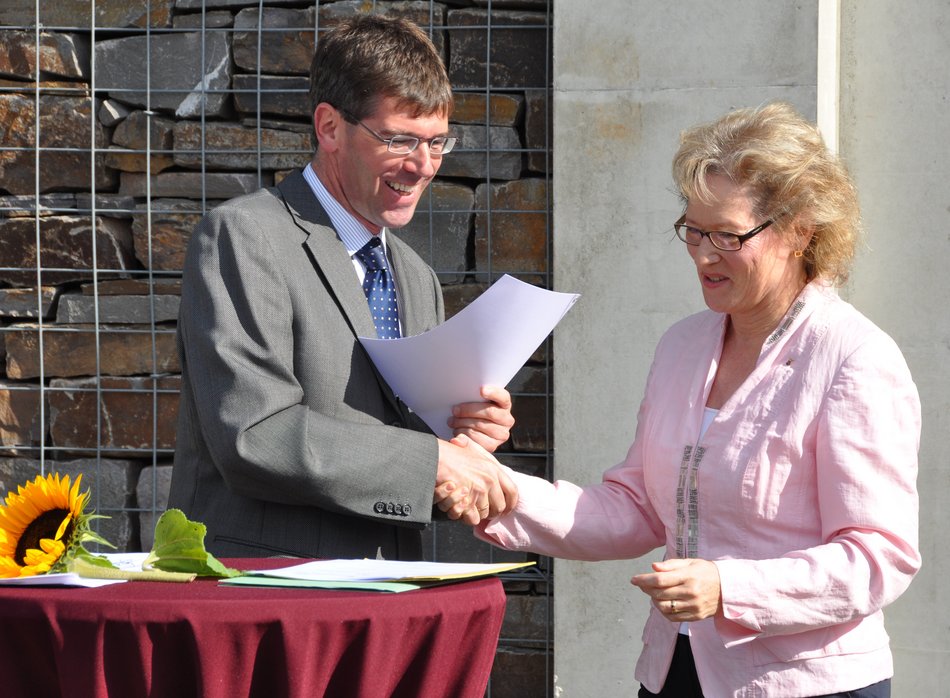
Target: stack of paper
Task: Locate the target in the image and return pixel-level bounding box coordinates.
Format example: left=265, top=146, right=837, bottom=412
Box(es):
left=220, top=559, right=535, bottom=593
left=359, top=274, right=579, bottom=438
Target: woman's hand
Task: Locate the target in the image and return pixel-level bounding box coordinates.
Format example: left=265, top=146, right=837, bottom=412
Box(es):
left=433, top=479, right=476, bottom=523
left=631, top=558, right=722, bottom=622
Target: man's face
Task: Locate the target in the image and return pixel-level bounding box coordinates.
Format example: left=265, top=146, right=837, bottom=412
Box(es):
left=322, top=96, right=449, bottom=232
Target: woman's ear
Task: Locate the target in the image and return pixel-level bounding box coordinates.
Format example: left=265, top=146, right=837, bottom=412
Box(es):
left=784, top=212, right=815, bottom=255
left=797, top=224, right=816, bottom=255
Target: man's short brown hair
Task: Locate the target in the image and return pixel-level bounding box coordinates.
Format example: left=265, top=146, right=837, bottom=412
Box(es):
left=309, top=14, right=453, bottom=123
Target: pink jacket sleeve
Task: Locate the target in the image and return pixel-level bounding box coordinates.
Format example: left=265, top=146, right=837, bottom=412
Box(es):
left=476, top=441, right=666, bottom=561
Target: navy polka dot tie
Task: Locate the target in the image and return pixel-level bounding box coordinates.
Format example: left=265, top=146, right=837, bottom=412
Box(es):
left=355, top=237, right=401, bottom=339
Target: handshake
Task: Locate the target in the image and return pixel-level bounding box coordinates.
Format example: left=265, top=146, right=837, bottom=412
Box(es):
left=434, top=434, right=519, bottom=526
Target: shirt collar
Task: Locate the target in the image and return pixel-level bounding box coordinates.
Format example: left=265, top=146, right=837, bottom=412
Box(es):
left=302, top=164, right=387, bottom=254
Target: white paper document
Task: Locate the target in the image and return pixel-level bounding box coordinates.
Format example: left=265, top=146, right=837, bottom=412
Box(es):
left=0, top=572, right=125, bottom=588
left=0, top=553, right=150, bottom=588
left=359, top=274, right=580, bottom=438
left=246, top=558, right=534, bottom=583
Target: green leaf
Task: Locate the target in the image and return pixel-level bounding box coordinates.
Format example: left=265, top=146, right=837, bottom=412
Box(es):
left=143, top=509, right=240, bottom=578
left=77, top=519, right=117, bottom=550
left=70, top=545, right=119, bottom=569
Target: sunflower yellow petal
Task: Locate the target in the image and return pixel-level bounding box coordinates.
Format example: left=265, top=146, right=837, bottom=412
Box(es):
left=40, top=537, right=66, bottom=557
left=54, top=513, right=72, bottom=541
left=0, top=556, right=23, bottom=578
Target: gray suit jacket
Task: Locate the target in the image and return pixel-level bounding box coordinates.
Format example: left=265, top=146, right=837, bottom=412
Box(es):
left=168, top=168, right=444, bottom=560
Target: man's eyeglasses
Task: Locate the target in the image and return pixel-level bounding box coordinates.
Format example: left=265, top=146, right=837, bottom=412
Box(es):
left=341, top=109, right=457, bottom=156
left=673, top=215, right=775, bottom=251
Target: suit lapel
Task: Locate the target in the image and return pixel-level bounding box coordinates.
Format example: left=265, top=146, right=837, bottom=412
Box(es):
left=387, top=233, right=428, bottom=338
left=276, top=170, right=377, bottom=340
left=276, top=169, right=413, bottom=424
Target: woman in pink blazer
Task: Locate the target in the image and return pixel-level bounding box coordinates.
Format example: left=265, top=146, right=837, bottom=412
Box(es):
left=439, top=102, right=920, bottom=697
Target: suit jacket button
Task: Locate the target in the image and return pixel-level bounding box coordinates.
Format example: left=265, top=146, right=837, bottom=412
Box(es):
left=386, top=502, right=395, bottom=514
left=403, top=504, right=411, bottom=516
left=374, top=501, right=386, bottom=514
left=393, top=503, right=403, bottom=515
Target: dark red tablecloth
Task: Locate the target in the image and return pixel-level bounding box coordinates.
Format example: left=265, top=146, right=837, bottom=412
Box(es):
left=0, top=558, right=506, bottom=698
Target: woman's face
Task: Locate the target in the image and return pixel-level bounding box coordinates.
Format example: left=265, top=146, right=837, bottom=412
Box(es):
left=684, top=174, right=806, bottom=329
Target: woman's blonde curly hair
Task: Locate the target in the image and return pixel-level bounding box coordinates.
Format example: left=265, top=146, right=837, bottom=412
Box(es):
left=672, top=101, right=861, bottom=285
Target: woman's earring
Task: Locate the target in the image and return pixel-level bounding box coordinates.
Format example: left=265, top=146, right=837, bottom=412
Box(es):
left=794, top=250, right=803, bottom=258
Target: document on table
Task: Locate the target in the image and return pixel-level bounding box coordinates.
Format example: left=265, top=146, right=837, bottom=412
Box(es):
left=247, top=558, right=534, bottom=582
left=0, top=573, right=125, bottom=588
left=220, top=559, right=536, bottom=593
left=0, top=553, right=151, bottom=588
left=0, top=553, right=158, bottom=587
left=359, top=274, right=580, bottom=439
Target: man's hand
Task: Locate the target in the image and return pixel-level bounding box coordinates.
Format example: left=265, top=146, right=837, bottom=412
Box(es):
left=447, top=385, right=514, bottom=453
left=434, top=434, right=519, bottom=526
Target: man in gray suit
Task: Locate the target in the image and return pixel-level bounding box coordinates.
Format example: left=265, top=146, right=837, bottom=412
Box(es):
left=168, top=15, right=518, bottom=560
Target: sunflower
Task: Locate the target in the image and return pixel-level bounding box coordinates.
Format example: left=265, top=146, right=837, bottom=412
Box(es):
left=0, top=473, right=106, bottom=578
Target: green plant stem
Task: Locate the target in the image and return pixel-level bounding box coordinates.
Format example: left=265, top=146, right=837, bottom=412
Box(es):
left=71, top=557, right=196, bottom=583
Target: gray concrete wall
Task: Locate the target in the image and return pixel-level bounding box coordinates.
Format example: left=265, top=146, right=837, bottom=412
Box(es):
left=839, top=2, right=950, bottom=695
left=551, top=1, right=947, bottom=694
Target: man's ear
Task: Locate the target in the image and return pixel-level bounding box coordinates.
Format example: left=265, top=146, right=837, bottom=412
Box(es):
left=313, top=102, right=343, bottom=153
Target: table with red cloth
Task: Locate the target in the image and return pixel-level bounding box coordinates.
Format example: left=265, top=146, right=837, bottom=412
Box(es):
left=0, top=558, right=507, bottom=698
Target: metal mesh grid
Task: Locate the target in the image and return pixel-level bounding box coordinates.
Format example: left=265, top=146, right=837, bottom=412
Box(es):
left=0, top=1, right=553, bottom=694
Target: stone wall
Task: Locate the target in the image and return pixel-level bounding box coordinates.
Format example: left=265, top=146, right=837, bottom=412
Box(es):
left=0, top=1, right=552, bottom=694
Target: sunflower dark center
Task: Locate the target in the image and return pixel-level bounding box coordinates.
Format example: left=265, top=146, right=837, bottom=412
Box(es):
left=14, top=508, right=73, bottom=565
